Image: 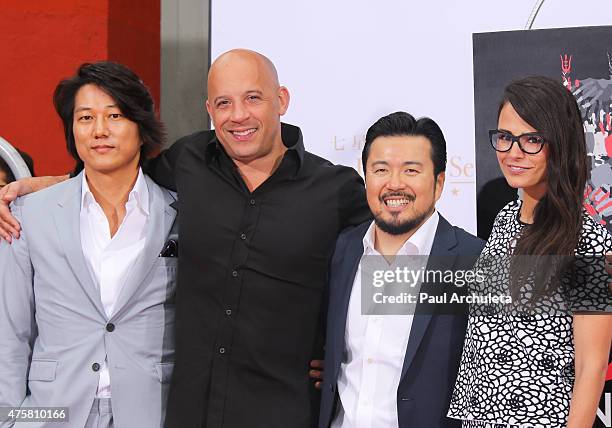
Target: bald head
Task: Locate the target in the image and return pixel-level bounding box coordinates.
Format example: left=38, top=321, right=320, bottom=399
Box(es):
left=205, top=49, right=290, bottom=166
left=209, top=49, right=280, bottom=90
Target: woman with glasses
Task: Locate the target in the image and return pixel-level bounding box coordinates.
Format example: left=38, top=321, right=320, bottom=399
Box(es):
left=448, top=76, right=612, bottom=427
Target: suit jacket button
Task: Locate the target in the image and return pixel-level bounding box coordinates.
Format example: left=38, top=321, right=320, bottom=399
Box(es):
left=106, top=323, right=115, bottom=332
left=92, top=363, right=100, bottom=372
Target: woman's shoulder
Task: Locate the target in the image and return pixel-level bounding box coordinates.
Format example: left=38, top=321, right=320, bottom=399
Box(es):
left=490, top=199, right=521, bottom=230
left=576, top=210, right=612, bottom=254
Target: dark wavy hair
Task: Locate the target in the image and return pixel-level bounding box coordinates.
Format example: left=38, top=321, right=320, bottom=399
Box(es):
left=501, top=76, right=587, bottom=299
left=362, top=111, right=447, bottom=177
left=53, top=61, right=164, bottom=171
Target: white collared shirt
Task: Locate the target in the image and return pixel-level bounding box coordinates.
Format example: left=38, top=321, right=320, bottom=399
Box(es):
left=332, top=211, right=439, bottom=428
left=80, top=168, right=149, bottom=398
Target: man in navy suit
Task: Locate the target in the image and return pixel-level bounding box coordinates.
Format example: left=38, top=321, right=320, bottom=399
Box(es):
left=318, top=112, right=484, bottom=428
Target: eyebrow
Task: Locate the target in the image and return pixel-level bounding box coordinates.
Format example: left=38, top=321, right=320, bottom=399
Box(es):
left=498, top=129, right=541, bottom=136
left=74, top=104, right=118, bottom=113
left=213, top=90, right=264, bottom=104
left=370, top=160, right=423, bottom=167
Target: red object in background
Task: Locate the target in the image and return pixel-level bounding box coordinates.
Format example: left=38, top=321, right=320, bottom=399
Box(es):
left=0, top=1, right=160, bottom=176
left=607, top=362, right=612, bottom=381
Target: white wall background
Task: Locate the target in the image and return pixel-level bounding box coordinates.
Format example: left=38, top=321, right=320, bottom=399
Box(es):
left=211, top=0, right=611, bottom=233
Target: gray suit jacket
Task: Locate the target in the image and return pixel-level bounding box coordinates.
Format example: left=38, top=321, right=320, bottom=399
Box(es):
left=0, top=173, right=177, bottom=428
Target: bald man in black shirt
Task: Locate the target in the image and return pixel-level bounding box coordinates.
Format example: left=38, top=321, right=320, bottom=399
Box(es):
left=148, top=49, right=370, bottom=428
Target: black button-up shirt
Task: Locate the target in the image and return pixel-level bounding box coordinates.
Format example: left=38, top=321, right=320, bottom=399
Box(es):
left=147, top=123, right=371, bottom=428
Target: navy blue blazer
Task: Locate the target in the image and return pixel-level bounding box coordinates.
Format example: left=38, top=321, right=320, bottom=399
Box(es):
left=319, top=216, right=484, bottom=428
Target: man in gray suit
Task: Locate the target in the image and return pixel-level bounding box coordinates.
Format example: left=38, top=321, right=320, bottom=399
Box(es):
left=0, top=62, right=177, bottom=427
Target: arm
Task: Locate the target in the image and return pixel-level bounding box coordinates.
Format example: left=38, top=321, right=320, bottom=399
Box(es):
left=0, top=203, right=36, bottom=416
left=142, top=136, right=190, bottom=192
left=338, top=167, right=372, bottom=230
left=607, top=252, right=612, bottom=293
left=0, top=175, right=68, bottom=241
left=567, top=313, right=612, bottom=428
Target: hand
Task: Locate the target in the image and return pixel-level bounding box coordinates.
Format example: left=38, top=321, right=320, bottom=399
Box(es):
left=572, top=77, right=612, bottom=120
left=0, top=181, right=30, bottom=242
left=309, top=359, right=324, bottom=390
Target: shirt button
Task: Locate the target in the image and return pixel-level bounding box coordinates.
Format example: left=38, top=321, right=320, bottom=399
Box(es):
left=219, top=347, right=226, bottom=354
left=232, top=270, right=238, bottom=278
left=226, top=309, right=232, bottom=316
left=240, top=233, right=247, bottom=240
left=92, top=363, right=100, bottom=372
left=249, top=199, right=256, bottom=206
left=105, top=323, right=115, bottom=332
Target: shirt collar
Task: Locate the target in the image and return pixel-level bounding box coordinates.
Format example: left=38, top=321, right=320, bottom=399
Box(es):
left=362, top=211, right=440, bottom=256
left=205, top=122, right=305, bottom=171
left=81, top=167, right=149, bottom=216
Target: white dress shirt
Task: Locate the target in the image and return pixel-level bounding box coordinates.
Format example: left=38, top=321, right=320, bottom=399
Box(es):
left=332, top=211, right=439, bottom=428
left=80, top=169, right=149, bottom=398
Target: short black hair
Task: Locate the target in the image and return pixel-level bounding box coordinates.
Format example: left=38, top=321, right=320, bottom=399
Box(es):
left=0, top=148, right=34, bottom=183
left=0, top=157, right=15, bottom=183
left=362, top=111, right=447, bottom=177
left=53, top=61, right=164, bottom=170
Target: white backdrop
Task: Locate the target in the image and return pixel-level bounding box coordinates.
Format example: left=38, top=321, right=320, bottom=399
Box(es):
left=211, top=0, right=610, bottom=233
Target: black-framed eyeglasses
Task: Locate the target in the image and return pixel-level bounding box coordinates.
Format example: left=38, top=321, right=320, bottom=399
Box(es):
left=489, top=130, right=546, bottom=154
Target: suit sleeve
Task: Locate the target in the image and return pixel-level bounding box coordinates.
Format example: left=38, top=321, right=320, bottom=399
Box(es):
left=143, top=137, right=189, bottom=191
left=338, top=167, right=372, bottom=230
left=0, top=203, right=36, bottom=418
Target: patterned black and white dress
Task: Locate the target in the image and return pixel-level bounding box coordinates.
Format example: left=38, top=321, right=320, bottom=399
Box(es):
left=447, top=200, right=611, bottom=428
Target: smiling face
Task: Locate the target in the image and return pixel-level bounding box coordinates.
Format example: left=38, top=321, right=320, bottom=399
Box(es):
left=206, top=51, right=290, bottom=165
left=73, top=84, right=141, bottom=176
left=496, top=102, right=548, bottom=199
left=365, top=135, right=444, bottom=236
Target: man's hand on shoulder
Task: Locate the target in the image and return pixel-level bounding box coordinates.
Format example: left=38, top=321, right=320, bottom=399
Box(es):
left=0, top=175, right=69, bottom=242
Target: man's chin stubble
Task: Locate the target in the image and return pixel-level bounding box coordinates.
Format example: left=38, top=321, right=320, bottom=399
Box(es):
left=374, top=209, right=432, bottom=236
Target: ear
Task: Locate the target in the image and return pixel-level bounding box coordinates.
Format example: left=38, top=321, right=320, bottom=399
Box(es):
left=434, top=171, right=445, bottom=202
left=205, top=99, right=212, bottom=117
left=278, top=86, right=290, bottom=116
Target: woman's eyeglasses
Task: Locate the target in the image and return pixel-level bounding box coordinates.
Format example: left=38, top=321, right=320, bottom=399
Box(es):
left=489, top=130, right=546, bottom=154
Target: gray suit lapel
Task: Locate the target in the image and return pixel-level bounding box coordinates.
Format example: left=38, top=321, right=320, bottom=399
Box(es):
left=52, top=174, right=107, bottom=319
left=110, top=176, right=176, bottom=318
